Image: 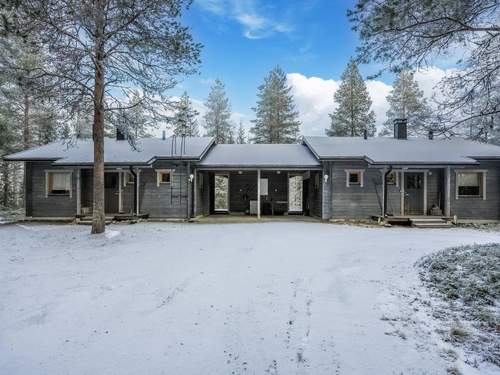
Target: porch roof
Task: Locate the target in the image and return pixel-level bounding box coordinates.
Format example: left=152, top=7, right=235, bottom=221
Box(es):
left=303, top=136, right=500, bottom=165
left=4, top=137, right=215, bottom=165
left=198, top=144, right=320, bottom=168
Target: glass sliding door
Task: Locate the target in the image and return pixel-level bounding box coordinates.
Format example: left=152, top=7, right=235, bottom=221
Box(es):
left=214, top=174, right=229, bottom=212
left=288, top=175, right=303, bottom=213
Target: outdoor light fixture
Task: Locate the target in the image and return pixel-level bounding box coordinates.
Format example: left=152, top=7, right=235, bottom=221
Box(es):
left=276, top=171, right=281, bottom=174
left=238, top=170, right=243, bottom=174
left=189, top=174, right=194, bottom=183
left=324, top=174, right=329, bottom=183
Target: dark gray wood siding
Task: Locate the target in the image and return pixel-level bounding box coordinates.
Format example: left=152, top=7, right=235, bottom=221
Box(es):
left=138, top=161, right=189, bottom=218
left=329, top=161, right=396, bottom=219
left=450, top=161, right=500, bottom=220
left=29, top=161, right=76, bottom=217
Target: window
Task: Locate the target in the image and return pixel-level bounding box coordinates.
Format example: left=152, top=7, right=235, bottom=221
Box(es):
left=387, top=171, right=397, bottom=185
left=126, top=172, right=135, bottom=184
left=156, top=169, right=172, bottom=187
left=345, top=170, right=364, bottom=187
left=457, top=171, right=485, bottom=198
left=46, top=171, right=72, bottom=196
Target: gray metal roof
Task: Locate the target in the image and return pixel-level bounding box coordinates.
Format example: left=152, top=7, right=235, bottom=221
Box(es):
left=198, top=144, right=321, bottom=168
left=303, top=136, right=500, bottom=165
left=4, top=137, right=215, bottom=165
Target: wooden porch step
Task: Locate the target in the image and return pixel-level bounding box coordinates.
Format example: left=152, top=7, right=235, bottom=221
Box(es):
left=77, top=219, right=113, bottom=225
left=410, top=217, right=453, bottom=228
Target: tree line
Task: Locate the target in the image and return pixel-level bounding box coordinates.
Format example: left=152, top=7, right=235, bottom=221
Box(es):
left=0, top=0, right=497, bottom=232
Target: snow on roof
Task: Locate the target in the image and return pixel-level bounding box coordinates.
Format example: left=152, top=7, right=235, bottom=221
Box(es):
left=199, top=144, right=321, bottom=168
left=303, top=136, right=500, bottom=165
left=4, top=137, right=215, bottom=165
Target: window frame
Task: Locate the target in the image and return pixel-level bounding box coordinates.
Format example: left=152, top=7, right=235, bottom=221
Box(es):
left=156, top=169, right=173, bottom=187
left=345, top=169, right=364, bottom=188
left=455, top=170, right=487, bottom=200
left=45, top=170, right=73, bottom=198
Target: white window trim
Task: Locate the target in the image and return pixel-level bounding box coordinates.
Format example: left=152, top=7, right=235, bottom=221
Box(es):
left=455, top=169, right=487, bottom=200
left=45, top=170, right=73, bottom=198
left=156, top=169, right=173, bottom=187
left=345, top=169, right=364, bottom=187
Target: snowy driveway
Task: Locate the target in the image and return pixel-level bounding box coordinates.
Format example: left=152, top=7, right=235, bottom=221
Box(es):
left=1, top=222, right=499, bottom=374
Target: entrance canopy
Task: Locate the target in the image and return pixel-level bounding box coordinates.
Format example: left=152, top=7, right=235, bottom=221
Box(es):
left=198, top=144, right=321, bottom=169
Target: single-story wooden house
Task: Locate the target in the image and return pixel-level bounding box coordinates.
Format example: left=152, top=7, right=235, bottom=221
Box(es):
left=5, top=121, right=500, bottom=223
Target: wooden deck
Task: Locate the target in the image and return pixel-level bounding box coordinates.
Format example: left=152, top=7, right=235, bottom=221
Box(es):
left=372, top=215, right=454, bottom=228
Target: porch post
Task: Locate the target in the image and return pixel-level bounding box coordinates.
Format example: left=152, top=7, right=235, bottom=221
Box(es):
left=76, top=168, right=81, bottom=216
left=400, top=171, right=405, bottom=216
left=444, top=167, right=451, bottom=217
left=381, top=167, right=386, bottom=217
left=193, top=168, right=197, bottom=217
left=257, top=169, right=261, bottom=219
left=423, top=171, right=428, bottom=215
left=187, top=162, right=191, bottom=219
left=136, top=168, right=140, bottom=215
left=118, top=170, right=123, bottom=213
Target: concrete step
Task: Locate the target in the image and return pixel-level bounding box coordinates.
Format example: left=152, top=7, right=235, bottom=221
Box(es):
left=412, top=222, right=453, bottom=228
left=410, top=217, right=453, bottom=228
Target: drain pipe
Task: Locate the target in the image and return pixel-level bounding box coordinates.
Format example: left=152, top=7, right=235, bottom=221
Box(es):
left=129, top=166, right=137, bottom=216
left=383, top=165, right=393, bottom=218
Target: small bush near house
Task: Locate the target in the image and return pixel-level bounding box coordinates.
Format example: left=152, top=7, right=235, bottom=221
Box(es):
left=418, top=243, right=500, bottom=367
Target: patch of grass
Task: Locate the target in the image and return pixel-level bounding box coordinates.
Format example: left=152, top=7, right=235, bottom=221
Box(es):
left=449, top=325, right=469, bottom=343
left=418, top=243, right=500, bottom=367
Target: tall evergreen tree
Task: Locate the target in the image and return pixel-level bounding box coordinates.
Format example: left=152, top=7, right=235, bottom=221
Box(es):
left=204, top=79, right=232, bottom=143
left=250, top=66, right=301, bottom=143
left=236, top=121, right=246, bottom=144
left=326, top=59, right=376, bottom=137
left=173, top=91, right=199, bottom=137
left=379, top=70, right=431, bottom=136
left=7, top=0, right=201, bottom=233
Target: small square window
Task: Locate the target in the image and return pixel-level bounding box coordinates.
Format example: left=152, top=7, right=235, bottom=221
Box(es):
left=346, top=170, right=364, bottom=187
left=349, top=172, right=361, bottom=185
left=156, top=170, right=172, bottom=186
left=387, top=171, right=397, bottom=185
left=159, top=171, right=171, bottom=184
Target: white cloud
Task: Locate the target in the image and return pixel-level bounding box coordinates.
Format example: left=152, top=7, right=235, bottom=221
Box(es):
left=197, top=0, right=292, bottom=39
left=287, top=68, right=449, bottom=135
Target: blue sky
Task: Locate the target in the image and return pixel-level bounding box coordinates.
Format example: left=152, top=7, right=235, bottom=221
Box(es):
left=171, top=0, right=449, bottom=136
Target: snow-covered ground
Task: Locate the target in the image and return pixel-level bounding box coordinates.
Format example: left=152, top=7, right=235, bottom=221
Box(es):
left=1, top=222, right=499, bottom=375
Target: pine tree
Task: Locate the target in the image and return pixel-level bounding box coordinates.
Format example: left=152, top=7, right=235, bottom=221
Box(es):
left=250, top=66, right=301, bottom=143
left=236, top=121, right=246, bottom=144
left=326, top=59, right=376, bottom=137
left=379, top=70, right=431, bottom=136
left=173, top=91, right=199, bottom=137
left=203, top=79, right=232, bottom=143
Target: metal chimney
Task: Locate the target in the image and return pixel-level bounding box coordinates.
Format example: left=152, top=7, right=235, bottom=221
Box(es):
left=363, top=129, right=368, bottom=140
left=428, top=129, right=434, bottom=140
left=393, top=119, right=407, bottom=140
left=162, top=130, right=166, bottom=140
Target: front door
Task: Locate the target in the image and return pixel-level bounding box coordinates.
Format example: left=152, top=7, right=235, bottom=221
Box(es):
left=214, top=174, right=229, bottom=212
left=104, top=172, right=119, bottom=214
left=404, top=172, right=424, bottom=215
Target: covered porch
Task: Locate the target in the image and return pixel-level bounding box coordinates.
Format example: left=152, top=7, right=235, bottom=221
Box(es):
left=194, top=168, right=323, bottom=219
left=376, top=165, right=458, bottom=225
